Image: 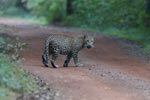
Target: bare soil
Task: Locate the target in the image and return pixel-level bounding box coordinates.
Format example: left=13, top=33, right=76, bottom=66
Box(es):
left=1, top=18, right=150, bottom=100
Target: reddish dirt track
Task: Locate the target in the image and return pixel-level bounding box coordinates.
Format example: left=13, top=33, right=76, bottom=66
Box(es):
left=1, top=18, right=150, bottom=100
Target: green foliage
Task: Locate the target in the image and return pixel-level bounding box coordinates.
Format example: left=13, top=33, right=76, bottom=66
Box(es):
left=0, top=0, right=18, bottom=10
left=0, top=0, right=33, bottom=19
left=0, top=35, right=38, bottom=99
left=0, top=0, right=149, bottom=54
left=0, top=0, right=25, bottom=17
left=63, top=0, right=145, bottom=29
left=27, top=0, right=66, bottom=23
left=0, top=34, right=27, bottom=61
left=103, top=27, right=150, bottom=54
left=0, top=86, right=17, bottom=100
left=0, top=54, right=38, bottom=99
left=1, top=0, right=146, bottom=28
left=60, top=0, right=150, bottom=54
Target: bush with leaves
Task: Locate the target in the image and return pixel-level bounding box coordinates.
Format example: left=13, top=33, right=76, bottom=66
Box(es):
left=63, top=0, right=145, bottom=29
left=0, top=34, right=27, bottom=61
left=0, top=34, right=38, bottom=99
left=26, top=0, right=146, bottom=28
left=0, top=54, right=38, bottom=100
left=27, top=0, right=66, bottom=23
left=0, top=0, right=18, bottom=10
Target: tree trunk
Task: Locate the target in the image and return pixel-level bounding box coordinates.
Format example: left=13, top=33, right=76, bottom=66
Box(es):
left=66, top=0, right=74, bottom=15
left=16, top=0, right=28, bottom=11
left=146, top=0, right=150, bottom=27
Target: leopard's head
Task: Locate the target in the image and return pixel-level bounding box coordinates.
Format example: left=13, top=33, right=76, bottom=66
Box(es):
left=84, top=35, right=94, bottom=49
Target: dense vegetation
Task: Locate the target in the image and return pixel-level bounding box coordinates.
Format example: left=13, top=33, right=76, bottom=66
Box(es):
left=0, top=34, right=38, bottom=99
left=65, top=0, right=145, bottom=28
left=0, top=55, right=38, bottom=100
left=25, top=0, right=150, bottom=53
left=24, top=0, right=148, bottom=28
left=0, top=0, right=149, bottom=27
left=0, top=0, right=150, bottom=52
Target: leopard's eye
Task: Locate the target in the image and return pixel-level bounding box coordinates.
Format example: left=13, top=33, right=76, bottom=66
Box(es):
left=86, top=40, right=89, bottom=42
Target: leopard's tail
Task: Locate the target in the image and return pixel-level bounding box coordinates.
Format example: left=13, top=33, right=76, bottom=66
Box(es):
left=42, top=39, right=49, bottom=67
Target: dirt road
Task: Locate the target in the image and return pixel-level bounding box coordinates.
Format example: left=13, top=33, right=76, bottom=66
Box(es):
left=1, top=18, right=150, bottom=100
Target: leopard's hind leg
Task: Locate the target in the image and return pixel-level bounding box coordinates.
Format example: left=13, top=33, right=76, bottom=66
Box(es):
left=51, top=48, right=59, bottom=68
left=42, top=51, right=49, bottom=67
left=42, top=40, right=50, bottom=67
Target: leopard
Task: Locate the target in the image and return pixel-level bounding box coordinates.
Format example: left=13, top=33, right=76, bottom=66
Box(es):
left=42, top=34, right=94, bottom=68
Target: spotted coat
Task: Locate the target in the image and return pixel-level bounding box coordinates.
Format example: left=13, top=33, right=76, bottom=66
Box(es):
left=42, top=34, right=94, bottom=68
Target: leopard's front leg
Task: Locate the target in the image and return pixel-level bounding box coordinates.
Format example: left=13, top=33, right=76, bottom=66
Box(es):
left=72, top=51, right=83, bottom=67
left=63, top=53, right=72, bottom=67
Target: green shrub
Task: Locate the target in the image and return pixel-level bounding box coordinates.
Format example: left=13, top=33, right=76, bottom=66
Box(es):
left=0, top=0, right=18, bottom=10
left=0, top=35, right=38, bottom=99
left=0, top=34, right=27, bottom=61
left=0, top=86, right=17, bottom=100
left=0, top=54, right=38, bottom=99
left=63, top=0, right=145, bottom=29
left=0, top=54, right=38, bottom=92
left=27, top=0, right=66, bottom=23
